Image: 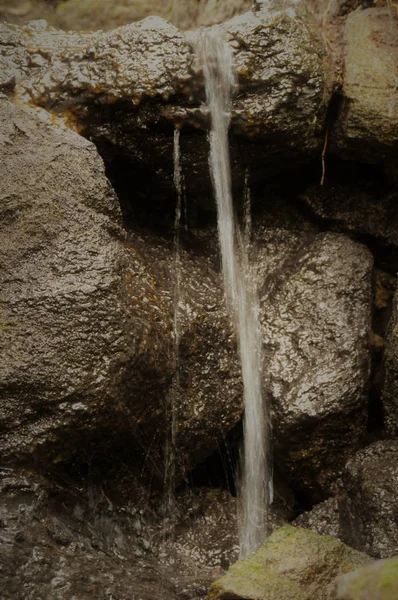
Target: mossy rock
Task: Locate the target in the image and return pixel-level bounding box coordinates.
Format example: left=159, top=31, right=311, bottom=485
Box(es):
left=207, top=526, right=372, bottom=600
left=333, top=556, right=398, bottom=600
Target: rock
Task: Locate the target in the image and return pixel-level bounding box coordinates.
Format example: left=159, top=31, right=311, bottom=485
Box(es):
left=0, top=99, right=170, bottom=465
left=207, top=525, right=372, bottom=600
left=0, top=2, right=331, bottom=205
left=382, top=290, right=398, bottom=436
left=293, top=441, right=398, bottom=559
left=338, top=441, right=398, bottom=559
left=300, top=169, right=398, bottom=269
left=294, top=497, right=340, bottom=538
left=331, top=8, right=398, bottom=164
left=0, top=467, right=178, bottom=600
left=0, top=99, right=246, bottom=479
left=332, top=556, right=398, bottom=600
left=258, top=231, right=373, bottom=498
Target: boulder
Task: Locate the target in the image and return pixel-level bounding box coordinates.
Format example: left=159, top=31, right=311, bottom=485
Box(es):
left=0, top=99, right=246, bottom=479
left=332, top=556, right=398, bottom=600
left=331, top=8, right=398, bottom=164
left=0, top=2, right=331, bottom=205
left=294, top=497, right=340, bottom=538
left=0, top=99, right=172, bottom=466
left=0, top=467, right=178, bottom=600
left=300, top=169, right=398, bottom=269
left=295, top=441, right=398, bottom=559
left=207, top=525, right=372, bottom=600
left=382, top=290, right=398, bottom=436
left=338, top=441, right=398, bottom=559
left=257, top=231, right=373, bottom=498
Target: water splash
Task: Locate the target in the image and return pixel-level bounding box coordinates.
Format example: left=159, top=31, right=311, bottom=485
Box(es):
left=163, top=128, right=183, bottom=540
left=197, top=30, right=270, bottom=557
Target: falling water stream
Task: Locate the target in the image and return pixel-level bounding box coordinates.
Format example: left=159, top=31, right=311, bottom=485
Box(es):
left=163, top=129, right=183, bottom=540
left=198, top=31, right=270, bottom=557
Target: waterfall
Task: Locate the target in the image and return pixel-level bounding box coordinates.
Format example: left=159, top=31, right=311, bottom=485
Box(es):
left=198, top=30, right=270, bottom=557
left=163, top=128, right=183, bottom=540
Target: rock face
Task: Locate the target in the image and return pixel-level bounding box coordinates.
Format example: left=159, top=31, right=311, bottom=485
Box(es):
left=295, top=441, right=398, bottom=559
left=0, top=99, right=162, bottom=465
left=257, top=231, right=373, bottom=497
left=332, top=556, right=398, bottom=600
left=331, top=8, right=398, bottom=163
left=382, top=290, right=398, bottom=436
left=0, top=99, right=246, bottom=479
left=0, top=1, right=331, bottom=205
left=207, top=526, right=372, bottom=600
left=0, top=468, right=178, bottom=600
left=338, top=441, right=398, bottom=559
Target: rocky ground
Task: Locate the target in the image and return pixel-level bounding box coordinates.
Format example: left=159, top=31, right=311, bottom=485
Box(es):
left=1, top=0, right=398, bottom=599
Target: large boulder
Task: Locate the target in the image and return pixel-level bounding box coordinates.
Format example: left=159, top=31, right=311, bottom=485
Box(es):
left=257, top=231, right=373, bottom=498
left=0, top=99, right=246, bottom=479
left=0, top=2, right=331, bottom=205
left=207, top=526, right=372, bottom=600
left=331, top=8, right=398, bottom=165
left=332, top=556, right=398, bottom=600
left=0, top=99, right=170, bottom=465
left=295, top=441, right=398, bottom=559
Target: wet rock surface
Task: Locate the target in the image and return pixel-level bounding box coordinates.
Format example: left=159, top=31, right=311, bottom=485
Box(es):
left=300, top=163, right=398, bottom=268
left=332, top=556, right=398, bottom=600
left=207, top=526, right=372, bottom=600
left=0, top=0, right=331, bottom=205
left=338, top=441, right=398, bottom=559
left=295, top=441, right=398, bottom=559
left=257, top=231, right=373, bottom=498
left=0, top=99, right=157, bottom=465
left=382, top=290, right=398, bottom=436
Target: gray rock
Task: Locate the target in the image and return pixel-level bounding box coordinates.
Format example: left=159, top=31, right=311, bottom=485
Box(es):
left=331, top=8, right=398, bottom=163
left=382, top=290, right=398, bottom=436
left=332, top=556, right=398, bottom=600
left=207, top=525, right=372, bottom=600
left=293, top=441, right=398, bottom=559
left=0, top=100, right=175, bottom=466
left=0, top=99, right=248, bottom=480
left=258, top=231, right=373, bottom=497
left=338, top=441, right=398, bottom=559
left=0, top=2, right=331, bottom=192
left=300, top=177, right=398, bottom=268
left=294, top=497, right=340, bottom=538
left=0, top=468, right=178, bottom=600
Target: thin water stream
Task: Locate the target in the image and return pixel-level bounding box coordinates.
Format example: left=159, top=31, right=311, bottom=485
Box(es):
left=163, top=128, right=183, bottom=541
left=198, top=30, right=270, bottom=557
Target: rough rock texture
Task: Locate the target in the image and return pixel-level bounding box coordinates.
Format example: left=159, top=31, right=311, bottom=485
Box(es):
left=257, top=231, right=373, bottom=497
left=207, top=526, right=372, bottom=600
left=0, top=467, right=177, bottom=600
left=331, top=8, right=398, bottom=163
left=293, top=441, right=398, bottom=559
left=0, top=99, right=164, bottom=465
left=0, top=99, right=246, bottom=479
left=294, top=497, right=340, bottom=538
left=0, top=1, right=331, bottom=171
left=300, top=171, right=398, bottom=267
left=382, top=290, right=398, bottom=436
left=338, top=441, right=398, bottom=559
left=124, top=228, right=243, bottom=478
left=332, top=556, right=398, bottom=600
